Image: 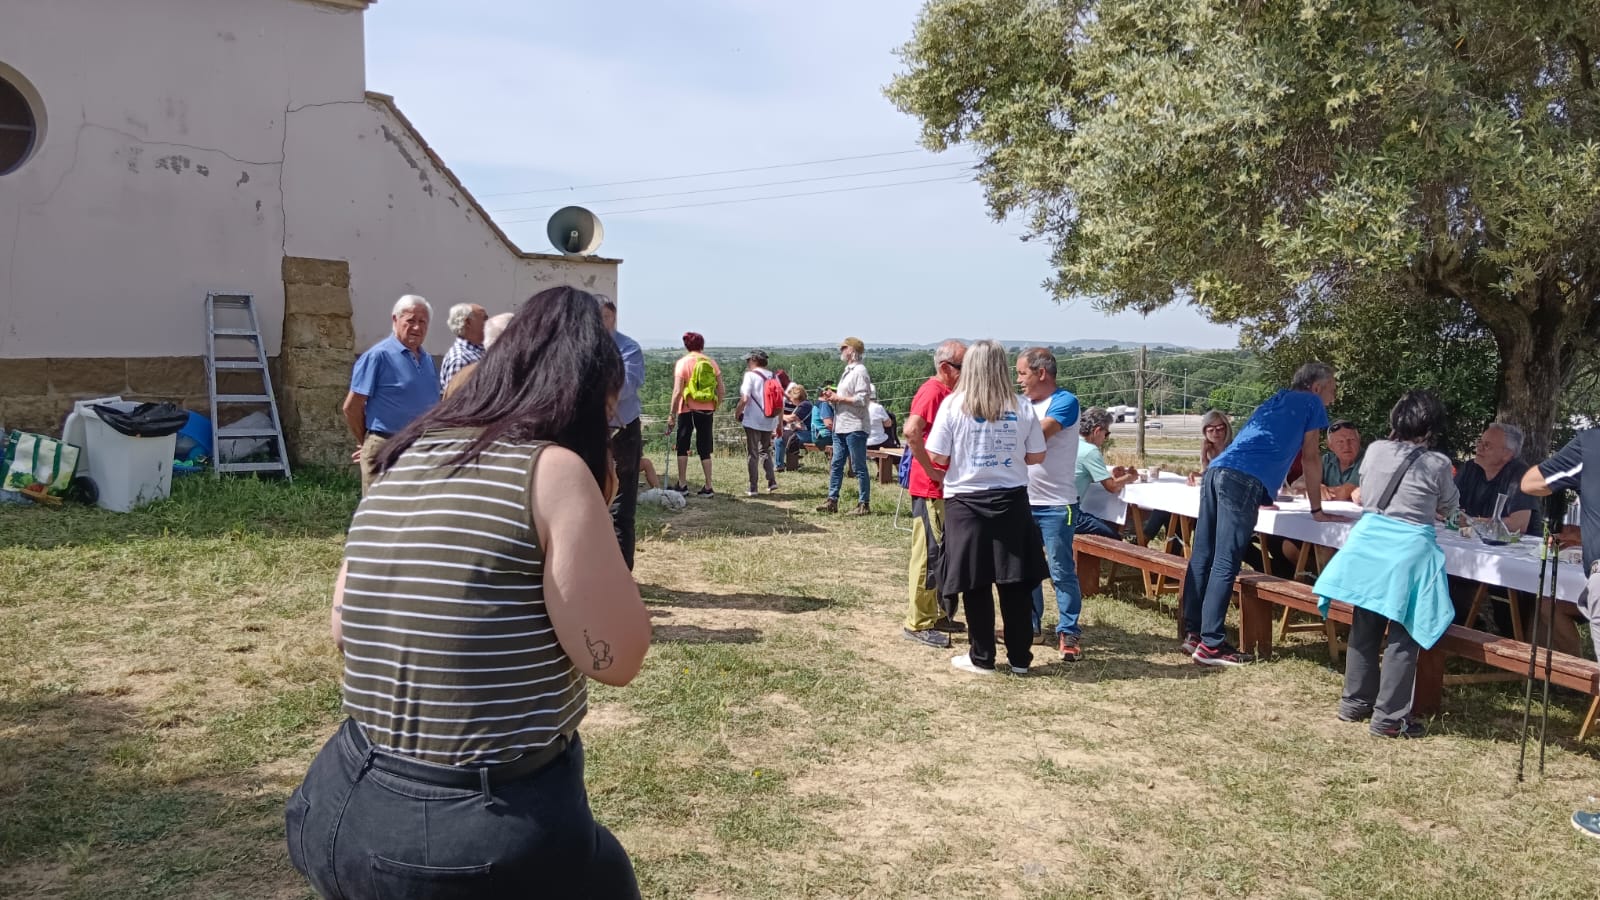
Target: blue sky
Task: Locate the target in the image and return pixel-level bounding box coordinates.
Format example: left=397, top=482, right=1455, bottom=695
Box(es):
left=364, top=0, right=1240, bottom=349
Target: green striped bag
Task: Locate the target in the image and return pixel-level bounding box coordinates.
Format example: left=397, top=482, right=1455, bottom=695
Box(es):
left=2, top=430, right=81, bottom=497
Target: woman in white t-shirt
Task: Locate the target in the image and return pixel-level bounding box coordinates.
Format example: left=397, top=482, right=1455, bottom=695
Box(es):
left=926, top=339, right=1049, bottom=675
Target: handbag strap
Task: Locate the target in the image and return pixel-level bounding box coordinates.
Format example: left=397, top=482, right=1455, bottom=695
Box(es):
left=1375, top=446, right=1425, bottom=513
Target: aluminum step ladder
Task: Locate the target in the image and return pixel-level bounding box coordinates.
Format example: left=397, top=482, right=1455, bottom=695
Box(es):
left=204, top=292, right=292, bottom=479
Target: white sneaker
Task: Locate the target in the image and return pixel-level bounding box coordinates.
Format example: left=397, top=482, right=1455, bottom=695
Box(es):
left=950, top=654, right=997, bottom=676
left=746, top=490, right=758, bottom=497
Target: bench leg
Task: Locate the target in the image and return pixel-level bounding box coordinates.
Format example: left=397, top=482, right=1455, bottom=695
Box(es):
left=1237, top=584, right=1274, bottom=659
left=1076, top=549, right=1103, bottom=596
left=1580, top=696, right=1600, bottom=743
left=1415, top=647, right=1445, bottom=716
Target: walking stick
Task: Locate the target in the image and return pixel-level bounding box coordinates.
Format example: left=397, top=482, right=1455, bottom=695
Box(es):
left=1539, top=500, right=1566, bottom=777
left=1518, top=529, right=1550, bottom=783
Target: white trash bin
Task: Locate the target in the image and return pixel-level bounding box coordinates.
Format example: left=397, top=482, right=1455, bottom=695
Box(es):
left=67, top=400, right=176, bottom=512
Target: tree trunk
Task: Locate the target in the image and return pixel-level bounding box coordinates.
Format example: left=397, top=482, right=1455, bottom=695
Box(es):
left=1483, top=286, right=1574, bottom=463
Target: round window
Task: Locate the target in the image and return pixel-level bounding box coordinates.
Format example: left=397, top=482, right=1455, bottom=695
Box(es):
left=0, top=73, right=38, bottom=175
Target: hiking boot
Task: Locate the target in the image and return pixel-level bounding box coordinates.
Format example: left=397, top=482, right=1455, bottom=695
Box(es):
left=848, top=502, right=871, bottom=516
left=1192, top=641, right=1255, bottom=667
left=950, top=654, right=997, bottom=676
left=1032, top=627, right=1046, bottom=646
left=903, top=627, right=951, bottom=649
left=1179, top=632, right=1202, bottom=655
left=932, top=616, right=966, bottom=634
left=1059, top=633, right=1082, bottom=662
left=1370, top=718, right=1426, bottom=739
left=816, top=498, right=838, bottom=513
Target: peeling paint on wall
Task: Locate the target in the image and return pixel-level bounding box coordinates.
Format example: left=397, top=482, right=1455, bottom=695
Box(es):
left=236, top=171, right=250, bottom=187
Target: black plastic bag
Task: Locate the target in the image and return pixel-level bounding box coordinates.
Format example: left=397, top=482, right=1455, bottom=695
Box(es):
left=91, top=402, right=190, bottom=438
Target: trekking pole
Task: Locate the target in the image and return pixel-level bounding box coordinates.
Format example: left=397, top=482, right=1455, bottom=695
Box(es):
left=1517, top=531, right=1550, bottom=783
left=1539, top=528, right=1559, bottom=777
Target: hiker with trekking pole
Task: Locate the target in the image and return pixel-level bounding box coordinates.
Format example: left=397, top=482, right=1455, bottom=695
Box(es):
left=1521, top=431, right=1599, bottom=839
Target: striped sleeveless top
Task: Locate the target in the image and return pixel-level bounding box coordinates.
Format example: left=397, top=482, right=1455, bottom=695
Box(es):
left=340, top=430, right=586, bottom=765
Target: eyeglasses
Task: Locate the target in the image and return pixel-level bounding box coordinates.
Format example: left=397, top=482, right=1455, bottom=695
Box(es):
left=941, top=361, right=962, bottom=371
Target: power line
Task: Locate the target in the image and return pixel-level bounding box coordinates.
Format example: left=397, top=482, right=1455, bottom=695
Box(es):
left=500, top=174, right=974, bottom=220
left=489, top=161, right=975, bottom=215
left=481, top=149, right=935, bottom=199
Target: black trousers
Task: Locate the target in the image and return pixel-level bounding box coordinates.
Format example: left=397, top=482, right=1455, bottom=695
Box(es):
left=961, top=583, right=1035, bottom=670
left=287, top=719, right=638, bottom=899
left=610, top=418, right=642, bottom=570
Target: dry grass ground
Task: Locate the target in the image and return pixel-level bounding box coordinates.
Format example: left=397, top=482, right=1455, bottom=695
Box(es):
left=2, top=459, right=1598, bottom=899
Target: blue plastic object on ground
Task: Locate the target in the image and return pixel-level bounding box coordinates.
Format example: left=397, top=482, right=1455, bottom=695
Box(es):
left=174, top=411, right=213, bottom=462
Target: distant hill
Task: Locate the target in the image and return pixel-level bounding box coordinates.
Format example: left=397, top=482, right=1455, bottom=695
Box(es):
left=638, top=338, right=1212, bottom=352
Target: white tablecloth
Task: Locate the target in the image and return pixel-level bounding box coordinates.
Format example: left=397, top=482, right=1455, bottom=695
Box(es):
left=1122, top=473, right=1587, bottom=603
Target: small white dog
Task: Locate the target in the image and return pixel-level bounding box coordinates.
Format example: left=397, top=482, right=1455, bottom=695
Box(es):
left=638, top=488, right=688, bottom=510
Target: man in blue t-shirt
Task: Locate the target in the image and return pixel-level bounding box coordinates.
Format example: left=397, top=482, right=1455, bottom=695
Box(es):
left=1521, top=430, right=1599, bottom=840
left=344, top=295, right=440, bottom=494
left=1181, top=362, right=1349, bottom=666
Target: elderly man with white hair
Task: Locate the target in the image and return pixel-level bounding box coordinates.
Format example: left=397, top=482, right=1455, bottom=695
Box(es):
left=343, top=294, right=440, bottom=494
left=1455, top=422, right=1542, bottom=535
left=437, top=302, right=487, bottom=392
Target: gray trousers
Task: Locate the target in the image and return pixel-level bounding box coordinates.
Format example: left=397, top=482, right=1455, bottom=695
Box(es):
left=1341, top=608, right=1421, bottom=732
left=1579, top=571, right=1600, bottom=659
left=744, top=427, right=776, bottom=493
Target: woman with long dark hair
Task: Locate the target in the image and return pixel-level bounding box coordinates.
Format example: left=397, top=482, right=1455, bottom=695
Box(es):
left=287, top=286, right=652, bottom=898
left=925, top=339, right=1049, bottom=675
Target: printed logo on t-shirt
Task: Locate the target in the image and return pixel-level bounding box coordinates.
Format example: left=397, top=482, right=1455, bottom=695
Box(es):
left=966, top=411, right=1020, bottom=470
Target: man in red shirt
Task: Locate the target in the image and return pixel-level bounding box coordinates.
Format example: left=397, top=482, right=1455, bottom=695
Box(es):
left=902, top=340, right=967, bottom=648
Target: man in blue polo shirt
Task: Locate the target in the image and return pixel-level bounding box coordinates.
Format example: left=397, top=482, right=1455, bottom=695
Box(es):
left=343, top=294, right=440, bottom=493
left=1181, top=362, right=1348, bottom=666
left=599, top=293, right=645, bottom=570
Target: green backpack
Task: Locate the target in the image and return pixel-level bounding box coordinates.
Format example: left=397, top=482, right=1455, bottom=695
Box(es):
left=683, top=354, right=718, bottom=404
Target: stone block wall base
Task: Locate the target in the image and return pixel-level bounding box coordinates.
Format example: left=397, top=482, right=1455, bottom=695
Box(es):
left=0, top=357, right=212, bottom=437
left=280, top=256, right=357, bottom=467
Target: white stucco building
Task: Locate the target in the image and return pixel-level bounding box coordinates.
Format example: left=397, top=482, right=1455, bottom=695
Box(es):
left=0, top=0, right=618, bottom=448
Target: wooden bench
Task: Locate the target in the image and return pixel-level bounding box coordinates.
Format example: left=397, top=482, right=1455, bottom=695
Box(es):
left=1424, top=627, right=1600, bottom=738
left=866, top=446, right=903, bottom=485
left=1075, top=534, right=1600, bottom=735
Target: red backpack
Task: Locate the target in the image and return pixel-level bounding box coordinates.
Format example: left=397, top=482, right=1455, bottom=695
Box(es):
left=760, top=373, right=784, bottom=418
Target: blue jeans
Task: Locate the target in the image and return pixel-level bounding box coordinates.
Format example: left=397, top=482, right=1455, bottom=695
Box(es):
left=828, top=431, right=870, bottom=504
left=1030, top=505, right=1083, bottom=636
left=1180, top=466, right=1265, bottom=649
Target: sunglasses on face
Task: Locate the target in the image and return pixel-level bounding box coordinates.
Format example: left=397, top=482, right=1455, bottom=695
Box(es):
left=941, top=361, right=962, bottom=371
left=1204, top=425, right=1227, bottom=433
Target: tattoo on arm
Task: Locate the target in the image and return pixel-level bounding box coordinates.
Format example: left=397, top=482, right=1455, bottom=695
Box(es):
left=584, top=631, right=614, bottom=671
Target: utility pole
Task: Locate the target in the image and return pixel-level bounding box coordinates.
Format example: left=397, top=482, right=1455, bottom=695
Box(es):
left=1135, top=344, right=1147, bottom=461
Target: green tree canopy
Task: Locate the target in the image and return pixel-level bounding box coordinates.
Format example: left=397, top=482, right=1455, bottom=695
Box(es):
left=888, top=0, right=1600, bottom=459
